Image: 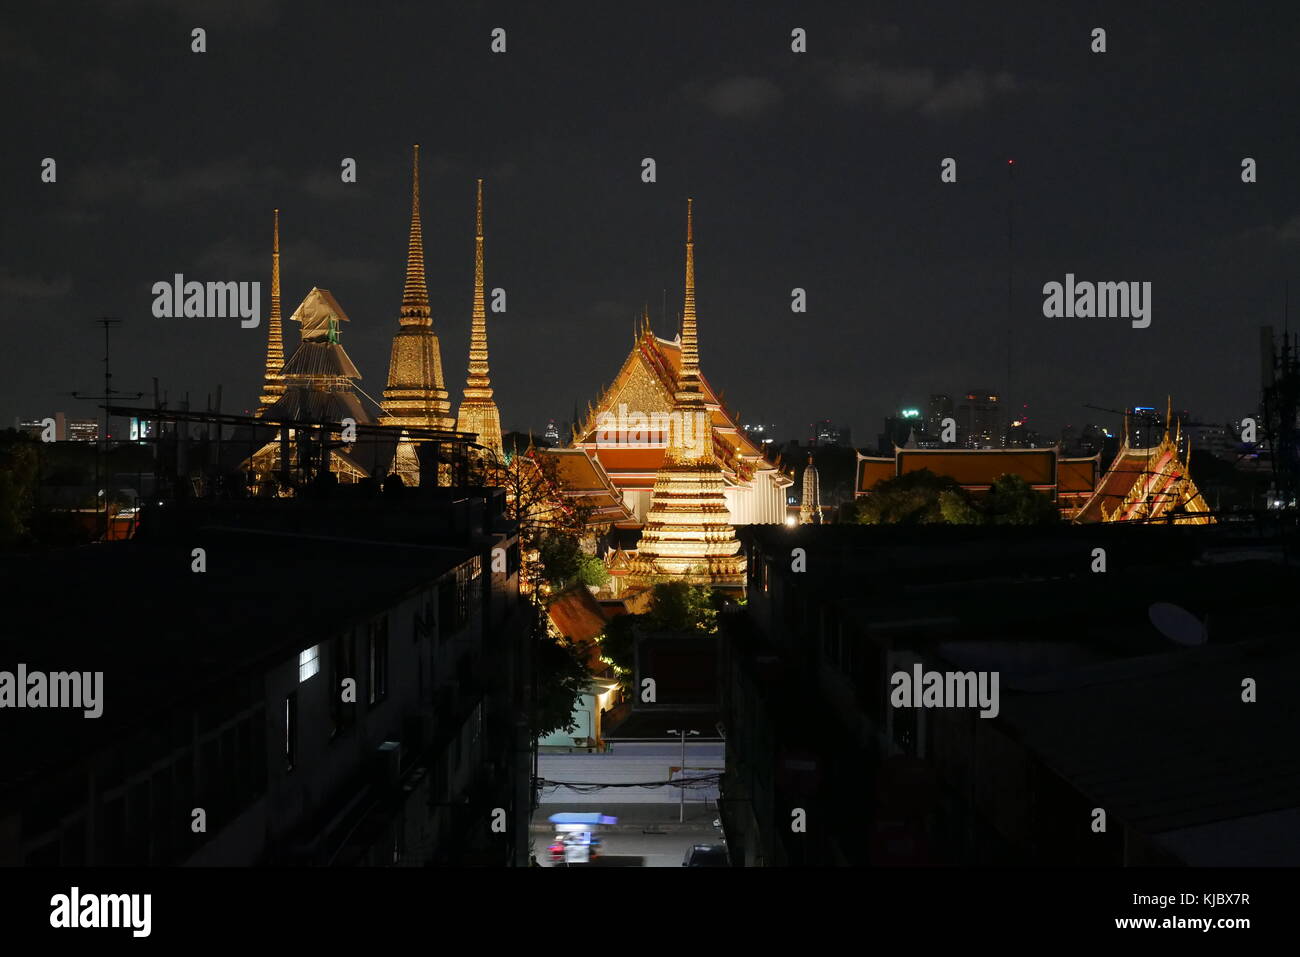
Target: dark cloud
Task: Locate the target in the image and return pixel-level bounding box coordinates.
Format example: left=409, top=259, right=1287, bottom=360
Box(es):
left=103, top=0, right=283, bottom=27
left=829, top=60, right=1017, bottom=115
left=72, top=157, right=282, bottom=207
left=698, top=76, right=784, bottom=119
left=0, top=269, right=72, bottom=299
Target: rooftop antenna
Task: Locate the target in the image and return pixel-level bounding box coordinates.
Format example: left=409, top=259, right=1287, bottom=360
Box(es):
left=71, top=318, right=144, bottom=448
left=69, top=318, right=144, bottom=539
left=1006, top=158, right=1016, bottom=445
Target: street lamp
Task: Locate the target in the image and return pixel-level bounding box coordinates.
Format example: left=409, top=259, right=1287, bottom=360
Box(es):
left=666, top=729, right=700, bottom=823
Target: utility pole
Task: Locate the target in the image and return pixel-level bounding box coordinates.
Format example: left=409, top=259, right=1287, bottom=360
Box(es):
left=667, top=728, right=700, bottom=823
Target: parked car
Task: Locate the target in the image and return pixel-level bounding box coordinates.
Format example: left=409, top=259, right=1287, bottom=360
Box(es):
left=682, top=844, right=729, bottom=866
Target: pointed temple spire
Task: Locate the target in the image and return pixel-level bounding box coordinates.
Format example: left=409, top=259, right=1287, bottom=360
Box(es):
left=628, top=199, right=746, bottom=591
left=400, top=144, right=431, bottom=327
left=679, top=198, right=700, bottom=384
left=256, top=208, right=286, bottom=415
left=381, top=145, right=453, bottom=432
left=456, top=178, right=503, bottom=457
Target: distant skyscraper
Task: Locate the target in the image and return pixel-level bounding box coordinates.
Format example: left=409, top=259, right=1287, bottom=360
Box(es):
left=381, top=145, right=454, bottom=431
left=455, top=179, right=503, bottom=457
left=799, top=454, right=822, bottom=524
left=957, top=391, right=1001, bottom=448
left=1125, top=406, right=1161, bottom=448
left=811, top=419, right=849, bottom=446
left=926, top=393, right=953, bottom=442
left=544, top=419, right=560, bottom=444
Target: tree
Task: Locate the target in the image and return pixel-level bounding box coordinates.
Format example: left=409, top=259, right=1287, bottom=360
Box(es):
left=0, top=433, right=39, bottom=545
left=980, top=474, right=1060, bottom=525
left=856, top=469, right=968, bottom=525
left=533, top=629, right=593, bottom=740
left=480, top=442, right=594, bottom=594
left=645, top=581, right=718, bottom=633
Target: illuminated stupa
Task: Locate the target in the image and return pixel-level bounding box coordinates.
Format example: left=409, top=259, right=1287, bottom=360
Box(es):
left=799, top=453, right=822, bottom=524
left=628, top=200, right=746, bottom=590
left=380, top=144, right=454, bottom=430
left=455, top=179, right=503, bottom=458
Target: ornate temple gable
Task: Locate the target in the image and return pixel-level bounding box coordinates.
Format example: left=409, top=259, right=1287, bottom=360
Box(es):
left=607, top=342, right=677, bottom=426
left=576, top=330, right=769, bottom=489
left=1077, top=419, right=1214, bottom=525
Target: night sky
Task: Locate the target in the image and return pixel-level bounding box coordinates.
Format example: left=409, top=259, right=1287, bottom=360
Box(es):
left=3, top=1, right=1298, bottom=442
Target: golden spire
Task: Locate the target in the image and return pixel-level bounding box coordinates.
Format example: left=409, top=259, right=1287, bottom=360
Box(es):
left=455, top=178, right=503, bottom=456
left=257, top=208, right=286, bottom=414
left=400, top=144, right=431, bottom=326
left=463, top=178, right=491, bottom=396
left=1163, top=395, right=1172, bottom=443
left=680, top=198, right=700, bottom=383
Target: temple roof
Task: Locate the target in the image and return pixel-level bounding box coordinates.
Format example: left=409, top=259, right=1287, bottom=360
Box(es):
left=1074, top=435, right=1211, bottom=524
left=264, top=384, right=373, bottom=425
left=574, top=328, right=786, bottom=487
left=534, top=447, right=635, bottom=522
left=280, top=341, right=362, bottom=381
left=856, top=447, right=1080, bottom=495
left=289, top=287, right=351, bottom=340
left=547, top=585, right=611, bottom=646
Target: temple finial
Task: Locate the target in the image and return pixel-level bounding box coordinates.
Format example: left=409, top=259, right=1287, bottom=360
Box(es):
left=400, top=144, right=431, bottom=326
left=456, top=177, right=503, bottom=457
left=681, top=198, right=698, bottom=378
left=1164, top=395, right=1172, bottom=442
left=257, top=208, right=286, bottom=414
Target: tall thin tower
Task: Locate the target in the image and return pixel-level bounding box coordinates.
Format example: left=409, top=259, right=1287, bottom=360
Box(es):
left=629, top=200, right=746, bottom=590
left=455, top=179, right=503, bottom=457
left=381, top=144, right=454, bottom=430
left=256, top=209, right=285, bottom=415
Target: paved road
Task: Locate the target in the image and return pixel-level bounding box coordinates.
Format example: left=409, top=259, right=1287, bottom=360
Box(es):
left=539, top=742, right=725, bottom=805
left=534, top=826, right=724, bottom=867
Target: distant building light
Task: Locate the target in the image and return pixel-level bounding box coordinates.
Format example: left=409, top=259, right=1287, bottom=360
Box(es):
left=900, top=409, right=920, bottom=418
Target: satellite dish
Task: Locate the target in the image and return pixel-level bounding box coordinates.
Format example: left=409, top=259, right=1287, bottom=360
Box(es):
left=1148, top=602, right=1207, bottom=646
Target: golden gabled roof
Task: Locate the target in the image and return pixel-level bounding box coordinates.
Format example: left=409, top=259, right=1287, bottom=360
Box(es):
left=1075, top=417, right=1214, bottom=524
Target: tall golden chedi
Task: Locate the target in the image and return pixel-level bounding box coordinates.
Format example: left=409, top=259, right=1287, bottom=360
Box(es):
left=628, top=200, right=746, bottom=591
left=256, top=208, right=286, bottom=415
left=381, top=145, right=454, bottom=430
left=455, top=179, right=503, bottom=457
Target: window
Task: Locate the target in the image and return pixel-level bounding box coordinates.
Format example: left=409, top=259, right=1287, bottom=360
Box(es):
left=331, top=629, right=357, bottom=736
left=284, top=694, right=297, bottom=771
left=367, top=617, right=389, bottom=706
left=298, top=645, right=320, bottom=683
